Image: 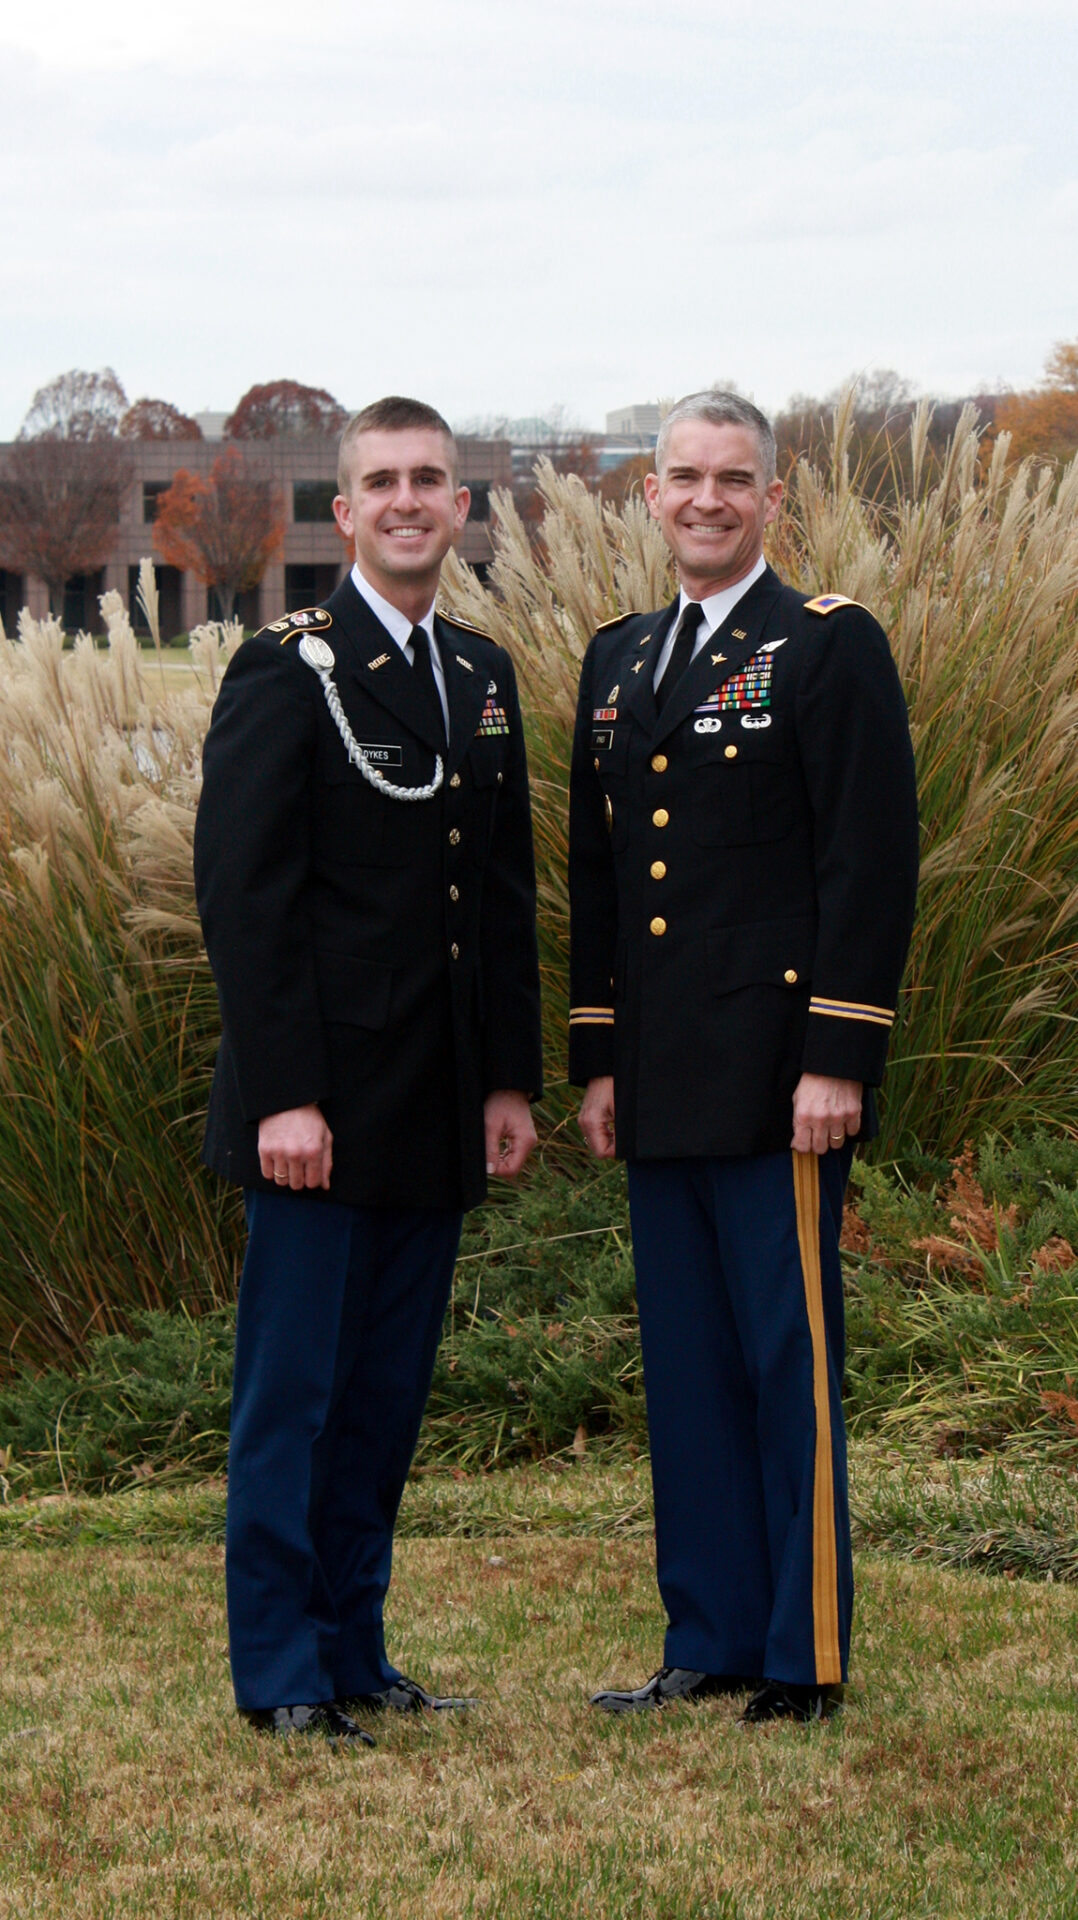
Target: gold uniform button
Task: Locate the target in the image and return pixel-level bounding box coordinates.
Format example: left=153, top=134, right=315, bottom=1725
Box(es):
left=451, top=943, right=460, bottom=960
left=650, top=917, right=667, bottom=937
left=725, top=744, right=738, bottom=760
left=449, top=885, right=460, bottom=902
left=784, top=968, right=798, bottom=984
left=650, top=860, right=666, bottom=880
left=496, top=771, right=503, bottom=785
left=652, top=807, right=669, bottom=828
left=594, top=756, right=601, bottom=770
left=449, top=828, right=461, bottom=846
left=449, top=772, right=461, bottom=789
left=651, top=753, right=668, bottom=773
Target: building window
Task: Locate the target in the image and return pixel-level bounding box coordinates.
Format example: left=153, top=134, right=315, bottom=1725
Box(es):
left=293, top=481, right=337, bottom=523
left=0, top=570, right=24, bottom=633
left=467, top=483, right=491, bottom=524
left=143, top=481, right=170, bottom=523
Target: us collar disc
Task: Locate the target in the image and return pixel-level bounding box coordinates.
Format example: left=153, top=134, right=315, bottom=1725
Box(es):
left=299, top=635, right=336, bottom=672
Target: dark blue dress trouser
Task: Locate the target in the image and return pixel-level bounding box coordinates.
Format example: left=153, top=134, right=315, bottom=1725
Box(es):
left=226, top=1189, right=462, bottom=1710
left=627, top=1145, right=854, bottom=1686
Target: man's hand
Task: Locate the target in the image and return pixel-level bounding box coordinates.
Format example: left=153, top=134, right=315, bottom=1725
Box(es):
left=484, top=1090, right=537, bottom=1178
left=791, top=1074, right=862, bottom=1157
left=258, top=1104, right=333, bottom=1191
left=579, top=1076, right=616, bottom=1159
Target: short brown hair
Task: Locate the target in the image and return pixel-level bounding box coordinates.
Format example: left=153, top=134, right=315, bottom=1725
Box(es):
left=337, top=396, right=458, bottom=492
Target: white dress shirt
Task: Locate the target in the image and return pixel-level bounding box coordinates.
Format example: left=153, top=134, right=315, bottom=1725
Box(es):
left=652, top=554, right=767, bottom=693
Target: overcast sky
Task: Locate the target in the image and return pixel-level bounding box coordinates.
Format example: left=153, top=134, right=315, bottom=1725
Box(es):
left=2, top=0, right=1076, bottom=439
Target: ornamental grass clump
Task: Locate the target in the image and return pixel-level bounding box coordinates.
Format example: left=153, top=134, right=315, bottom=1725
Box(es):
left=0, top=594, right=244, bottom=1370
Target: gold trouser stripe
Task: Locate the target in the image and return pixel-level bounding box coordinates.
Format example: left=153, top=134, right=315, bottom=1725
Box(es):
left=792, top=1150, right=842, bottom=1684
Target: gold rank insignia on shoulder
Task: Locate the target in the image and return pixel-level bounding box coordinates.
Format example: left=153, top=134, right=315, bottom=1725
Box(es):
left=266, top=606, right=334, bottom=644
left=367, top=652, right=391, bottom=670
left=804, top=593, right=864, bottom=616
left=454, top=654, right=475, bottom=672
left=440, top=612, right=492, bottom=639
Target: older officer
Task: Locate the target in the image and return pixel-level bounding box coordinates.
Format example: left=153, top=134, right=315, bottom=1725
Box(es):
left=569, top=390, right=917, bottom=1722
left=195, top=396, right=542, bottom=1745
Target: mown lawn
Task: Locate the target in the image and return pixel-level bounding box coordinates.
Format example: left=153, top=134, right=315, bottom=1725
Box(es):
left=2, top=1466, right=1076, bottom=1919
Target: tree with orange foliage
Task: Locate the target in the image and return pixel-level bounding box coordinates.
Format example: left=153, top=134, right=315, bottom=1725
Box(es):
left=224, top=380, right=347, bottom=439
left=120, top=398, right=203, bottom=440
left=153, top=448, right=284, bottom=622
left=995, top=337, right=1078, bottom=467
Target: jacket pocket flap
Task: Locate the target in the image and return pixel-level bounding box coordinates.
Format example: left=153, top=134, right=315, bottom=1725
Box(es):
left=707, top=916, right=816, bottom=994
left=314, top=951, right=393, bottom=1029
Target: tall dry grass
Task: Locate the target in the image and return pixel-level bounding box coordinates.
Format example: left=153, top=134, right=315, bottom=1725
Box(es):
left=0, top=594, right=245, bottom=1369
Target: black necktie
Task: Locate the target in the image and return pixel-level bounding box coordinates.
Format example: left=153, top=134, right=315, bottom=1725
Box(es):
left=409, top=626, right=445, bottom=739
left=655, top=601, right=705, bottom=714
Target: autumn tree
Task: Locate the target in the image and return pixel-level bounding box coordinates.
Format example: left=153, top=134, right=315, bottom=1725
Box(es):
left=0, top=368, right=133, bottom=612
left=0, top=440, right=131, bottom=614
left=120, top=398, right=203, bottom=440
left=18, top=367, right=129, bottom=442
left=224, top=380, right=347, bottom=439
left=994, top=338, right=1078, bottom=467
left=153, top=447, right=285, bottom=622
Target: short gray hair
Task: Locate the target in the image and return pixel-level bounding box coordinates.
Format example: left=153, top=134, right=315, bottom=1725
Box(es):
left=655, top=389, right=777, bottom=485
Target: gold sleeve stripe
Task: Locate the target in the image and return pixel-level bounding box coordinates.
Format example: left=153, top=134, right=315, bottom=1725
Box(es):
left=569, top=1008, right=615, bottom=1025
left=810, top=997, right=893, bottom=1027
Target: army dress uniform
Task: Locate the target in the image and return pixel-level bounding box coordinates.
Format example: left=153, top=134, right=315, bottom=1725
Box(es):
left=194, top=573, right=542, bottom=1711
left=568, top=565, right=918, bottom=1689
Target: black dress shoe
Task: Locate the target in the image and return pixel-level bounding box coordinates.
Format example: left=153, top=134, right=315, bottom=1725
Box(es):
left=590, top=1667, right=757, bottom=1714
left=347, top=1675, right=478, bottom=1714
left=739, top=1680, right=844, bottom=1724
left=240, top=1701, right=376, bottom=1746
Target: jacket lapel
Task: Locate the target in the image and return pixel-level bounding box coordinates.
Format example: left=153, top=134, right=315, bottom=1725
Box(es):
left=323, top=577, right=446, bottom=754
left=651, top=568, right=785, bottom=743
left=621, top=602, right=679, bottom=734
left=437, top=619, right=493, bottom=776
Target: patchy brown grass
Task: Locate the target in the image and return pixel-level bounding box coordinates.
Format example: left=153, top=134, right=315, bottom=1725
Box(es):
left=1, top=1535, right=1076, bottom=1919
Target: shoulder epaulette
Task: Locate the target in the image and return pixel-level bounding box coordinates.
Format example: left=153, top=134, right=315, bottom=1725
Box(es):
left=262, top=607, right=334, bottom=645
left=595, top=611, right=639, bottom=633
left=803, top=593, right=867, bottom=617
left=439, top=611, right=492, bottom=641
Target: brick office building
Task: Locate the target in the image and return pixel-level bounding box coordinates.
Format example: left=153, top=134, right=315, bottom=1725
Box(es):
left=0, top=427, right=511, bottom=640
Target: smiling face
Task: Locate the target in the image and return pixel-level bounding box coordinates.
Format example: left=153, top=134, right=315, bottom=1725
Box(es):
left=644, top=420, right=783, bottom=598
left=333, top=427, right=470, bottom=612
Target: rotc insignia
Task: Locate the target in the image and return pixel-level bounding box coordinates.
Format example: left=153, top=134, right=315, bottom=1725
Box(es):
left=367, top=652, right=392, bottom=670
left=593, top=707, right=618, bottom=722
left=269, top=607, right=334, bottom=644
left=804, top=593, right=859, bottom=615
left=731, top=628, right=748, bottom=641
left=455, top=654, right=475, bottom=672
left=607, top=684, right=620, bottom=703
left=477, top=687, right=510, bottom=736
